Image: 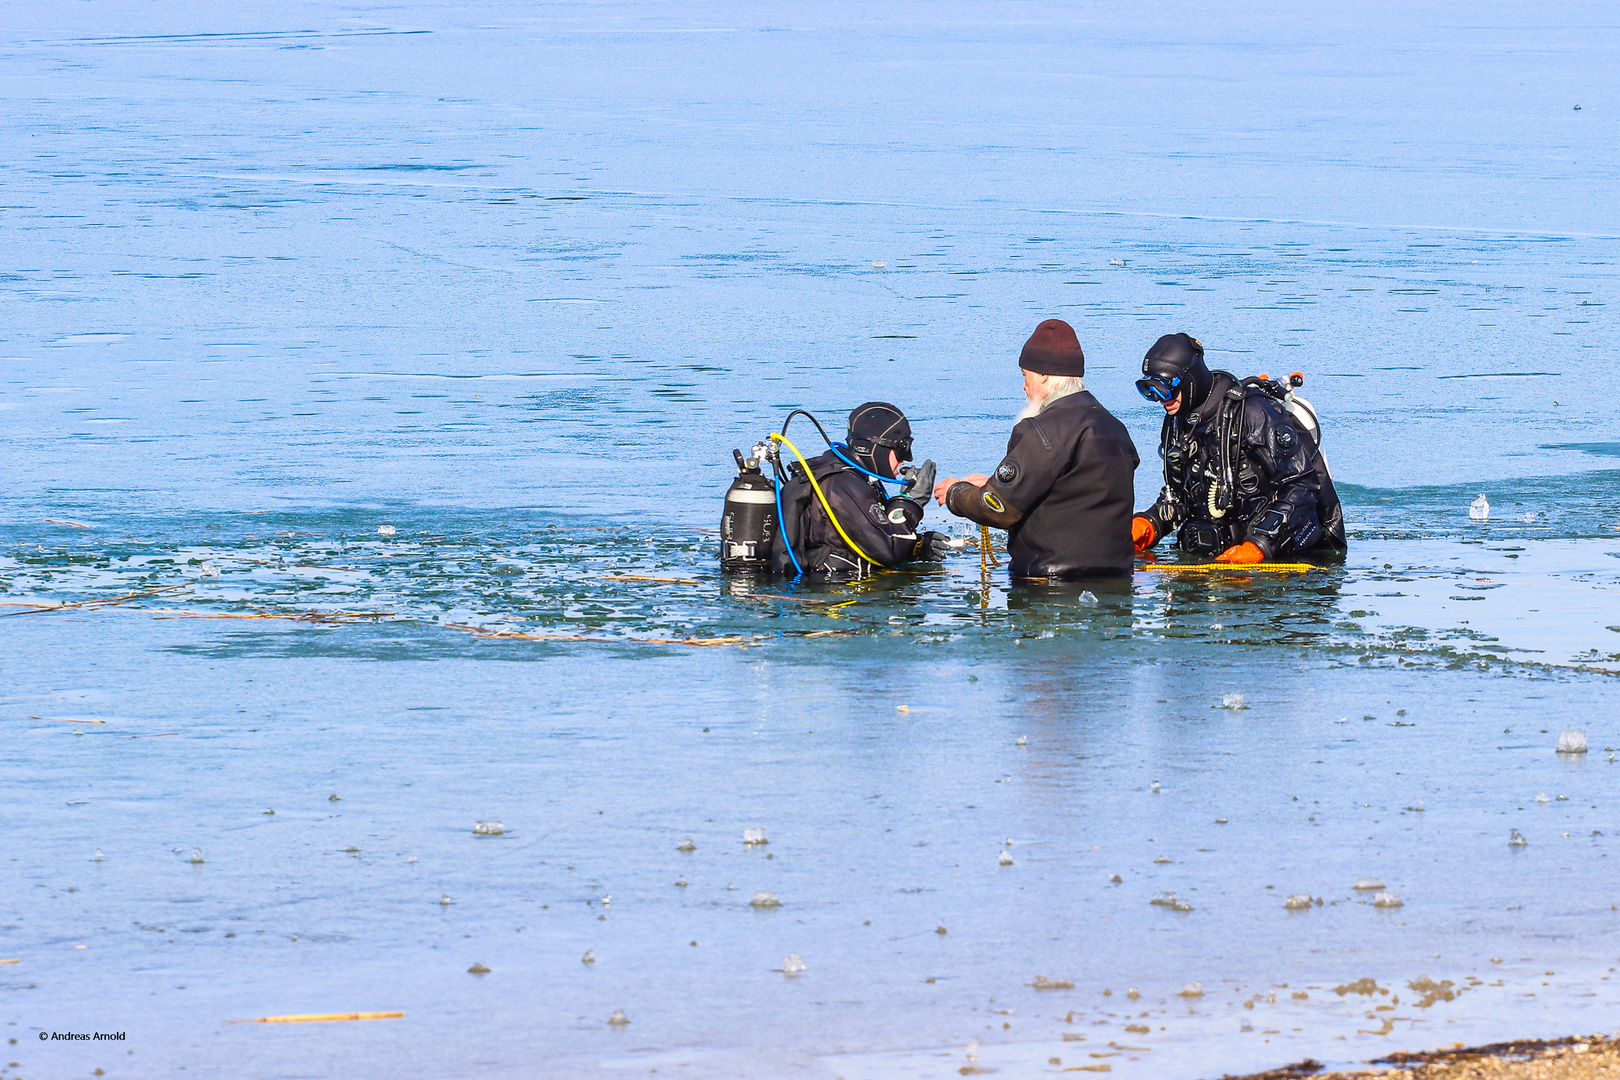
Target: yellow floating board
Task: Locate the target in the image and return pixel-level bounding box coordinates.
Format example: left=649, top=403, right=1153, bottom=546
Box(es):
left=235, top=1011, right=404, bottom=1024
left=1140, top=562, right=1317, bottom=574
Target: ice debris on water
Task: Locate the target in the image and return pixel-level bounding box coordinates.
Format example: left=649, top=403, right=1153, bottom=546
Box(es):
left=1509, top=829, right=1528, bottom=847
left=94, top=848, right=102, bottom=862
left=608, top=1010, right=630, bottom=1026
left=1151, top=892, right=1193, bottom=911
left=1557, top=730, right=1588, bottom=754
left=743, top=827, right=769, bottom=845
left=1126, top=987, right=1142, bottom=999
left=407, top=854, right=417, bottom=863
left=377, top=524, right=397, bottom=537
left=1109, top=258, right=1126, bottom=267
left=601, top=894, right=611, bottom=907
left=1284, top=894, right=1314, bottom=910
left=936, top=923, right=948, bottom=935
left=473, top=820, right=503, bottom=835
left=750, top=891, right=781, bottom=907
left=1178, top=982, right=1205, bottom=997
left=1078, top=590, right=1098, bottom=604
left=1353, top=878, right=1384, bottom=891
left=675, top=876, right=687, bottom=887
left=581, top=950, right=595, bottom=964
left=1536, top=793, right=1550, bottom=803
left=677, top=838, right=696, bottom=851
left=197, top=561, right=221, bottom=578
left=439, top=894, right=453, bottom=905
left=998, top=849, right=1014, bottom=866
left=1469, top=494, right=1490, bottom=521
left=1151, top=780, right=1161, bottom=793
left=328, top=793, right=341, bottom=802
left=1015, top=735, right=1027, bottom=746
left=467, top=962, right=490, bottom=975
left=190, top=847, right=205, bottom=865
left=1031, top=975, right=1075, bottom=989
left=966, top=1041, right=980, bottom=1066
left=782, top=953, right=806, bottom=975
left=872, top=260, right=886, bottom=269
left=1373, top=891, right=1404, bottom=908
left=1222, top=692, right=1248, bottom=711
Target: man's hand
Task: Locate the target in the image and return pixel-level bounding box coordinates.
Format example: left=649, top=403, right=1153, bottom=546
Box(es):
left=1215, top=541, right=1265, bottom=564
left=934, top=473, right=989, bottom=505
left=1131, top=515, right=1157, bottom=553
left=899, top=459, right=936, bottom=505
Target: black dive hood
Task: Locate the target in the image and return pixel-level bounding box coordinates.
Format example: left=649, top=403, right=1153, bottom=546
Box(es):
left=1143, top=333, right=1214, bottom=411
left=846, top=401, right=913, bottom=479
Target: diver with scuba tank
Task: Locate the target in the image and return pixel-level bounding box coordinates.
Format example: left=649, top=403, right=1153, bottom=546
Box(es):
left=720, top=402, right=951, bottom=579
left=1131, top=333, right=1346, bottom=563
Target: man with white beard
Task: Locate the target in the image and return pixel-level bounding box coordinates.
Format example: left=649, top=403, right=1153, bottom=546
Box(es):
left=933, top=319, right=1139, bottom=579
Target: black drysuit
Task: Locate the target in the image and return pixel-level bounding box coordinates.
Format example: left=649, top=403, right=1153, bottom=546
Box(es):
left=770, top=450, right=935, bottom=578
left=1138, top=373, right=1346, bottom=558
left=945, top=390, right=1139, bottom=579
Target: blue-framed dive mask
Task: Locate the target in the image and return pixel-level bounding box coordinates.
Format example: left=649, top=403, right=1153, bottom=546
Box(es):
left=1135, top=374, right=1182, bottom=403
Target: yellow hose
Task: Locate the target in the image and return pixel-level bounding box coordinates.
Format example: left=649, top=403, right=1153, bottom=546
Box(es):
left=770, top=433, right=883, bottom=569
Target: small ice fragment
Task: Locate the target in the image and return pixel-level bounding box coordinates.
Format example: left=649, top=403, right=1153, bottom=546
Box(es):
left=328, top=793, right=341, bottom=802
left=1536, top=793, right=1549, bottom=803
left=872, top=260, right=887, bottom=269
left=1178, top=982, right=1205, bottom=997
left=439, top=894, right=453, bottom=905
left=1126, top=987, right=1141, bottom=999
left=677, top=838, right=696, bottom=851
left=197, top=562, right=221, bottom=578
left=1556, top=730, right=1588, bottom=754
left=264, top=808, right=275, bottom=815
left=967, top=1042, right=980, bottom=1066
left=94, top=848, right=102, bottom=862
left=998, top=849, right=1014, bottom=866
left=377, top=524, right=397, bottom=537
left=473, top=820, right=504, bottom=835
left=1110, top=874, right=1122, bottom=883
left=467, top=962, right=490, bottom=975
left=1153, top=855, right=1171, bottom=864
left=675, top=876, right=687, bottom=887
left=1353, top=878, right=1384, bottom=891
left=782, top=953, right=806, bottom=975
left=190, top=848, right=205, bottom=865
left=1151, top=780, right=1161, bottom=793
left=743, top=827, right=769, bottom=845
left=1519, top=512, right=1535, bottom=523
left=1373, top=891, right=1404, bottom=908
left=1151, top=892, right=1192, bottom=911
left=601, top=894, right=611, bottom=907
left=1222, top=692, right=1248, bottom=711
left=1032, top=975, right=1075, bottom=989
left=896, top=704, right=910, bottom=713
left=750, top=890, right=781, bottom=907
left=936, top=923, right=948, bottom=934
left=581, top=949, right=595, bottom=964
left=1469, top=494, right=1489, bottom=521
left=1109, top=258, right=1126, bottom=267
left=608, top=1009, right=630, bottom=1026
left=1509, top=829, right=1528, bottom=847
left=1015, top=735, right=1027, bottom=746
left=1078, top=590, right=1098, bottom=604
left=1285, top=894, right=1314, bottom=910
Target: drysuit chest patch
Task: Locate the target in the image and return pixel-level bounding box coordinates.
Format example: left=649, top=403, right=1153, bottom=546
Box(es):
left=995, top=460, right=1019, bottom=484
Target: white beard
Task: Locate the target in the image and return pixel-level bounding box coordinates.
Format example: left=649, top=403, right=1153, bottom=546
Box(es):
left=1014, top=396, right=1043, bottom=424
left=1015, top=377, right=1085, bottom=423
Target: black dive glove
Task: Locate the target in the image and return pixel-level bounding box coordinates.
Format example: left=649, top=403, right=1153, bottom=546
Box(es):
left=899, top=459, right=937, bottom=505
left=915, top=531, right=952, bottom=561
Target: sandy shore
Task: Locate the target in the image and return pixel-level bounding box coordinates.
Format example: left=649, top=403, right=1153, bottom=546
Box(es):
left=1229, top=1036, right=1620, bottom=1080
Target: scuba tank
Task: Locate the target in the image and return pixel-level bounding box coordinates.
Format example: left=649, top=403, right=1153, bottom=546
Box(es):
left=719, top=447, right=778, bottom=574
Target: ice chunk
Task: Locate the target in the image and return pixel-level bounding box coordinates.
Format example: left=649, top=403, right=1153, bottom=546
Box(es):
left=1536, top=793, right=1549, bottom=803
left=438, top=894, right=452, bottom=905
left=377, top=524, right=397, bottom=537
left=1556, top=730, right=1588, bottom=754
left=998, top=849, right=1014, bottom=866
left=1373, top=891, right=1403, bottom=908
left=782, top=953, right=805, bottom=975
left=677, top=838, right=696, bottom=851
left=467, top=962, right=490, bottom=974
left=1509, top=829, right=1528, bottom=846
left=1469, top=494, right=1489, bottom=521
left=1151, top=780, right=1161, bottom=793
left=1126, top=987, right=1141, bottom=999
left=1109, top=258, right=1127, bottom=267
left=750, top=890, right=781, bottom=907
left=967, top=1042, right=980, bottom=1066
left=473, top=820, right=503, bottom=835
left=1178, top=982, right=1205, bottom=997
left=1078, top=590, right=1098, bottom=604
left=197, top=562, right=221, bottom=578
left=1284, top=894, right=1314, bottom=910
left=936, top=923, right=948, bottom=934
left=190, top=847, right=205, bottom=865
left=407, top=854, right=416, bottom=863
left=94, top=848, right=102, bottom=862
left=1353, top=878, right=1384, bottom=890
left=1222, top=692, right=1248, bottom=711
left=872, top=260, right=886, bottom=269
left=1016, top=735, right=1027, bottom=746
left=1031, top=975, right=1075, bottom=989
left=601, top=894, right=611, bottom=907
left=675, top=876, right=687, bottom=887
left=581, top=949, right=595, bottom=964
left=743, top=827, right=769, bottom=845
left=608, top=1009, right=630, bottom=1026
left=1151, top=892, right=1193, bottom=911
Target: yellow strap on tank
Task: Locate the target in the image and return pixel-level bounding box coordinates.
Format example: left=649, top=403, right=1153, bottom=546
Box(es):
left=770, top=432, right=883, bottom=569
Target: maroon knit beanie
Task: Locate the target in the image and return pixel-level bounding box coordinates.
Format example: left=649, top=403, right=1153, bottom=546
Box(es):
left=1018, top=319, right=1085, bottom=377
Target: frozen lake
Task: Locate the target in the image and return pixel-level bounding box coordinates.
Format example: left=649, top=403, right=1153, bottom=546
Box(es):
left=2, top=2, right=1618, bottom=1077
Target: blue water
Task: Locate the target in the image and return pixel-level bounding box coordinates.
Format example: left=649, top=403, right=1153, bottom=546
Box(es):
left=3, top=3, right=1619, bottom=1078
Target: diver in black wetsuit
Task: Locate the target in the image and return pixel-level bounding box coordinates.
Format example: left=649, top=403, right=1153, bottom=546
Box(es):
left=1131, top=333, right=1346, bottom=563
left=770, top=403, right=951, bottom=579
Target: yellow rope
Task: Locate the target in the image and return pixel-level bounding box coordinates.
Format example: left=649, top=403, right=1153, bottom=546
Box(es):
left=770, top=433, right=882, bottom=570
left=1141, top=562, right=1316, bottom=574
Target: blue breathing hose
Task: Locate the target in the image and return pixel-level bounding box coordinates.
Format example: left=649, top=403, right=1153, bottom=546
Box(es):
left=773, top=473, right=804, bottom=578
left=830, top=443, right=907, bottom=485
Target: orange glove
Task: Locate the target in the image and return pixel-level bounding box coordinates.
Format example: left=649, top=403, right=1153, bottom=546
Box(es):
left=1215, top=540, right=1265, bottom=564
left=1131, top=515, right=1157, bottom=553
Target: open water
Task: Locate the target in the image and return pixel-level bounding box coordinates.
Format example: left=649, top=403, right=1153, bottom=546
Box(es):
left=3, top=2, right=1619, bottom=1078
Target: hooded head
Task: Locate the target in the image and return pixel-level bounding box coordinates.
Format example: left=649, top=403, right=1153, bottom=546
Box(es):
left=1138, top=333, right=1213, bottom=411
left=846, top=401, right=913, bottom=478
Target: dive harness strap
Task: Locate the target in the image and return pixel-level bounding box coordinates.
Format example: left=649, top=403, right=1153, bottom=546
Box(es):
left=770, top=432, right=884, bottom=570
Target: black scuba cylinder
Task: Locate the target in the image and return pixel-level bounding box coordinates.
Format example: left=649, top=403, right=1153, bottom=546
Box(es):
left=719, top=453, right=778, bottom=574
